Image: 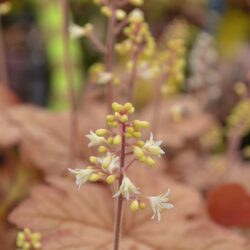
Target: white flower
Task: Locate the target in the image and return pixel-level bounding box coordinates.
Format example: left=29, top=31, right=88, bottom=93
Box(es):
left=113, top=176, right=140, bottom=200
left=143, top=133, right=165, bottom=157
left=128, top=9, right=144, bottom=23
left=148, top=189, right=174, bottom=221
left=69, top=24, right=85, bottom=39
left=97, top=72, right=113, bottom=85
left=97, top=152, right=120, bottom=173
left=86, top=130, right=105, bottom=147
left=68, top=168, right=95, bottom=188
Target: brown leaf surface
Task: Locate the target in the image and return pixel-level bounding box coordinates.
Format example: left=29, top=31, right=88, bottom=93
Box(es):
left=0, top=103, right=106, bottom=175
left=9, top=168, right=249, bottom=250
left=141, top=95, right=215, bottom=149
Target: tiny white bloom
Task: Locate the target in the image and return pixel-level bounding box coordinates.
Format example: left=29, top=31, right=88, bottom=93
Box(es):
left=86, top=130, right=105, bottom=147
left=143, top=133, right=165, bottom=157
left=148, top=189, right=174, bottom=221
left=97, top=152, right=120, bottom=173
left=128, top=9, right=144, bottom=23
left=113, top=175, right=140, bottom=200
left=97, top=72, right=113, bottom=85
left=68, top=168, right=95, bottom=188
left=69, top=24, right=85, bottom=39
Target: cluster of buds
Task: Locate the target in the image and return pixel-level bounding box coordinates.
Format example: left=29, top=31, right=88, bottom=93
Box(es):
left=227, top=98, right=250, bottom=137
left=16, top=228, right=41, bottom=250
left=187, top=32, right=221, bottom=104
left=88, top=63, right=120, bottom=86
left=157, top=19, right=188, bottom=96
left=69, top=102, right=173, bottom=221
left=116, top=9, right=155, bottom=62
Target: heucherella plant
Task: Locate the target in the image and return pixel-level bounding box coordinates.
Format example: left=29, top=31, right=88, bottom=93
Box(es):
left=16, top=228, right=41, bottom=250
left=69, top=102, right=173, bottom=250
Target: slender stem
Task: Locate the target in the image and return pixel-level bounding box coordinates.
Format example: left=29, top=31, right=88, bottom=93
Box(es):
left=0, top=15, right=9, bottom=86
left=61, top=0, right=78, bottom=165
left=87, top=31, right=108, bottom=54
left=105, top=0, right=117, bottom=111
left=113, top=123, right=126, bottom=250
left=127, top=51, right=139, bottom=102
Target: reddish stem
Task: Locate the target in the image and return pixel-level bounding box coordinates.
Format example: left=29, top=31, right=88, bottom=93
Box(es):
left=105, top=0, right=117, bottom=111
left=61, top=0, right=78, bottom=165
left=113, top=123, right=126, bottom=250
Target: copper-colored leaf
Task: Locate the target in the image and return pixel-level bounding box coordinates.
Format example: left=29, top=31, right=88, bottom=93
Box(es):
left=207, top=183, right=250, bottom=227
left=9, top=168, right=248, bottom=250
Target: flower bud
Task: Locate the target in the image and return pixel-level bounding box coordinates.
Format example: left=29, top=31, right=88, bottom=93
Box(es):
left=89, top=156, right=97, bottom=164
left=112, top=102, right=123, bottom=112
left=113, top=135, right=122, bottom=145
left=137, top=140, right=145, bottom=147
left=145, top=156, right=155, bottom=167
left=101, top=6, right=112, bottom=17
left=133, top=120, right=150, bottom=129
left=88, top=173, right=101, bottom=182
left=107, top=137, right=114, bottom=145
left=106, top=174, right=116, bottom=184
left=133, top=131, right=141, bottom=138
left=133, top=146, right=144, bottom=159
left=116, top=9, right=126, bottom=20
left=106, top=115, right=115, bottom=122
left=139, top=202, right=146, bottom=210
left=130, top=200, right=139, bottom=212
left=96, top=129, right=108, bottom=136
left=98, top=146, right=107, bottom=153
left=102, top=155, right=112, bottom=169
left=121, top=115, right=128, bottom=123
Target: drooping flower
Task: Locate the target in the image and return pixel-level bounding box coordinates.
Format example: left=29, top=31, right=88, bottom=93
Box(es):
left=97, top=152, right=120, bottom=173
left=68, top=168, right=95, bottom=188
left=86, top=130, right=105, bottom=147
left=113, top=176, right=140, bottom=200
left=143, top=133, right=165, bottom=157
left=148, top=189, right=174, bottom=221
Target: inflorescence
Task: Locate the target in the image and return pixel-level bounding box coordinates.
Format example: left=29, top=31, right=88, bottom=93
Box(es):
left=69, top=102, right=173, bottom=221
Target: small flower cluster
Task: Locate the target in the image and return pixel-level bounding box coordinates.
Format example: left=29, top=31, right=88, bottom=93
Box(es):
left=16, top=228, right=41, bottom=250
left=116, top=9, right=155, bottom=63
left=187, top=32, right=221, bottom=104
left=88, top=63, right=120, bottom=86
left=158, top=19, right=188, bottom=96
left=227, top=97, right=250, bottom=137
left=69, top=102, right=173, bottom=221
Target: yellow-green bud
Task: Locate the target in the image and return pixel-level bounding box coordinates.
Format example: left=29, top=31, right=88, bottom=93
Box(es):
left=121, top=115, right=128, bottom=123
left=89, top=173, right=101, bottom=182
left=111, top=121, right=119, bottom=128
left=145, top=156, right=155, bottom=166
left=130, top=200, right=139, bottom=212
left=124, top=102, right=133, bottom=111
left=96, top=129, right=108, bottom=136
left=116, top=9, right=126, bottom=20
left=133, top=120, right=150, bottom=129
left=101, top=6, right=112, bottom=17
left=106, top=115, right=115, bottom=122
left=98, top=146, right=107, bottom=153
left=89, top=156, right=97, bottom=164
left=23, top=242, right=31, bottom=250
left=137, top=140, right=145, bottom=147
left=106, top=174, right=116, bottom=184
left=129, top=0, right=144, bottom=6
left=133, top=146, right=144, bottom=159
left=133, top=131, right=141, bottom=138
left=125, top=132, right=133, bottom=138
left=102, top=155, right=112, bottom=169
left=107, top=137, right=114, bottom=145
left=113, top=135, right=122, bottom=145
left=112, top=102, right=123, bottom=112
left=139, top=202, right=146, bottom=210
left=128, top=106, right=135, bottom=114
left=126, top=127, right=134, bottom=133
